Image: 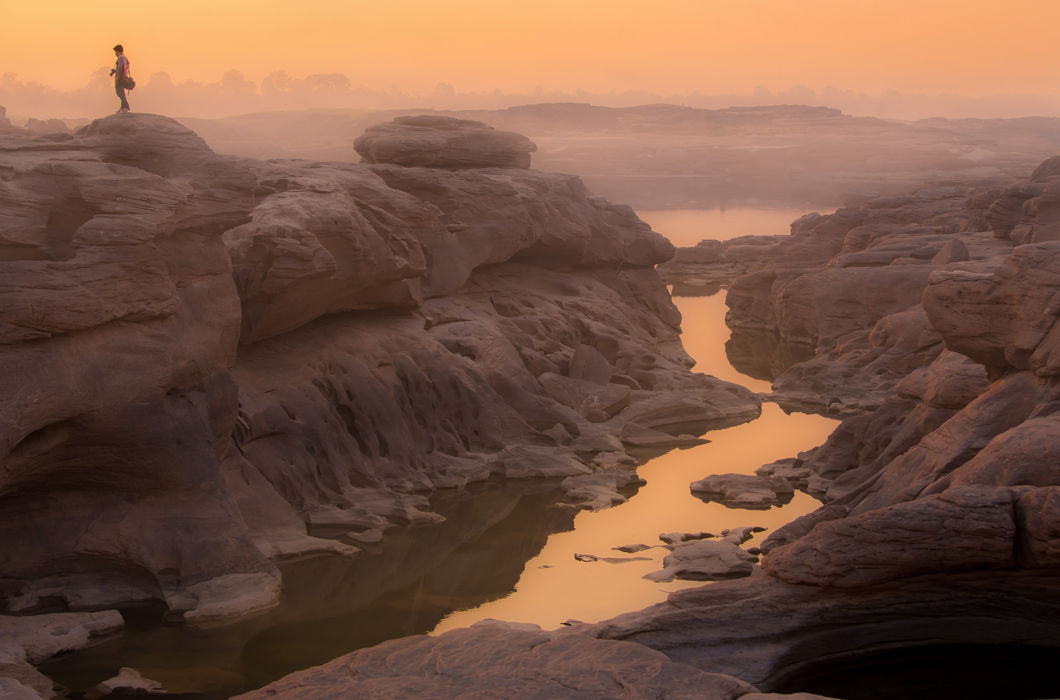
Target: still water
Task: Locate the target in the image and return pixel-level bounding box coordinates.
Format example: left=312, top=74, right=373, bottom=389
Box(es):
left=433, top=293, right=835, bottom=633
left=41, top=208, right=836, bottom=697
left=637, top=206, right=813, bottom=246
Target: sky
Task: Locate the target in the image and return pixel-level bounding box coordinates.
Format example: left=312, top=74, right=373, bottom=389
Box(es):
left=3, top=0, right=1060, bottom=98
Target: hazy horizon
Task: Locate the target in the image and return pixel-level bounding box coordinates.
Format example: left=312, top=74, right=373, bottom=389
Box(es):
left=5, top=0, right=1060, bottom=122
left=7, top=73, right=1060, bottom=124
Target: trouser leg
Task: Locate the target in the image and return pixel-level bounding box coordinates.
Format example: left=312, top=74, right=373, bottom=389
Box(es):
left=115, top=82, right=130, bottom=111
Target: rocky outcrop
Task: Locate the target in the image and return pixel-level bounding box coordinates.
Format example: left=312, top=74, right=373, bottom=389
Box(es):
left=644, top=538, right=758, bottom=583
left=354, top=115, right=537, bottom=169
left=591, top=571, right=1060, bottom=695
left=0, top=114, right=760, bottom=640
left=690, top=473, right=794, bottom=510
left=0, top=611, right=123, bottom=699
left=923, top=241, right=1060, bottom=375
left=982, top=155, right=1060, bottom=244
left=233, top=620, right=763, bottom=700
left=578, top=159, right=1060, bottom=696
left=0, top=114, right=278, bottom=622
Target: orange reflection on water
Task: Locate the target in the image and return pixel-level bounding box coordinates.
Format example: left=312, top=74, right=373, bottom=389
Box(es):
left=432, top=294, right=837, bottom=633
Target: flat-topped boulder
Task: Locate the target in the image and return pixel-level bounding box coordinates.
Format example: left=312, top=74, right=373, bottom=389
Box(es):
left=690, top=474, right=795, bottom=510
left=354, top=115, right=537, bottom=169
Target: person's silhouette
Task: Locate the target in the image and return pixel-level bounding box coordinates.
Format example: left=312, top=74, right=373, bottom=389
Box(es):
left=109, top=44, right=131, bottom=113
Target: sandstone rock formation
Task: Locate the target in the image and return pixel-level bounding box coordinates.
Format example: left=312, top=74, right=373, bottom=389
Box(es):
left=233, top=620, right=765, bottom=700
left=643, top=539, right=758, bottom=583
left=662, top=184, right=1013, bottom=413
left=354, top=115, right=537, bottom=169
left=12, top=109, right=1060, bottom=698
left=0, top=611, right=123, bottom=699
left=690, top=473, right=794, bottom=510
left=0, top=113, right=760, bottom=661
left=581, top=158, right=1060, bottom=695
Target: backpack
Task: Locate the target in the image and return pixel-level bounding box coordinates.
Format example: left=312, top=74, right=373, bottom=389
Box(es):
left=120, top=56, right=135, bottom=90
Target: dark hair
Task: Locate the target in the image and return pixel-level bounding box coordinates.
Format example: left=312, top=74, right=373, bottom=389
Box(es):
left=113, top=44, right=124, bottom=52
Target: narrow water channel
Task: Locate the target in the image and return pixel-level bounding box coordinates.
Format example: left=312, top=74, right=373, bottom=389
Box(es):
left=40, top=208, right=837, bottom=698
left=433, top=292, right=836, bottom=634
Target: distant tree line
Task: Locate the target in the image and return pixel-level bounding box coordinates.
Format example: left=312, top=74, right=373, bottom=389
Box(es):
left=4, top=69, right=1060, bottom=122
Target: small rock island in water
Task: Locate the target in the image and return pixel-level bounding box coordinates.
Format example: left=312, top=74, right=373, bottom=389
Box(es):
left=1, top=106, right=1060, bottom=699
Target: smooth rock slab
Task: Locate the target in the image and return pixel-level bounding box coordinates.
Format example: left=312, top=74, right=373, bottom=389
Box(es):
left=354, top=115, right=537, bottom=169
left=560, top=469, right=646, bottom=511
left=233, top=621, right=757, bottom=699
left=0, top=610, right=123, bottom=664
left=762, top=485, right=1021, bottom=587
left=590, top=570, right=1060, bottom=690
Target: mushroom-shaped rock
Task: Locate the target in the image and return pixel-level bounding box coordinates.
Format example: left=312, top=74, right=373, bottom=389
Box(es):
left=354, top=115, right=537, bottom=169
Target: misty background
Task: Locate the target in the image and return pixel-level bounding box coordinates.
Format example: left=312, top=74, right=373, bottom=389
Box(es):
left=6, top=68, right=1060, bottom=122
left=6, top=66, right=1060, bottom=215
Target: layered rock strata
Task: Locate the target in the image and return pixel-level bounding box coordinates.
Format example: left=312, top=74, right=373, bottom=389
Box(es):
left=585, top=158, right=1060, bottom=692
left=257, top=158, right=1060, bottom=696
left=235, top=620, right=838, bottom=700
left=0, top=114, right=760, bottom=637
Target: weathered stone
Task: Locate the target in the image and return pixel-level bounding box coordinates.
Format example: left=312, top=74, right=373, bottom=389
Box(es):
left=1018, top=486, right=1060, bottom=567
left=0, top=610, right=123, bottom=664
left=924, top=242, right=1060, bottom=374
left=931, top=237, right=969, bottom=264
left=0, top=114, right=764, bottom=626
left=659, top=532, right=714, bottom=546
left=755, top=458, right=810, bottom=489
left=690, top=473, right=794, bottom=510
left=762, top=486, right=1020, bottom=587
left=234, top=621, right=757, bottom=699
left=721, top=526, right=767, bottom=545
left=96, top=667, right=165, bottom=695
left=560, top=470, right=646, bottom=511
left=894, top=349, right=989, bottom=409
left=645, top=539, right=758, bottom=582
left=354, top=115, right=537, bottom=169
left=591, top=572, right=1060, bottom=691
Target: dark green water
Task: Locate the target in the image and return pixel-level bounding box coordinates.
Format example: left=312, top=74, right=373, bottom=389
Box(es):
left=39, top=481, right=572, bottom=698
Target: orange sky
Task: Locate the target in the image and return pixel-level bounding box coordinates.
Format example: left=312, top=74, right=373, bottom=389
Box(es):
left=3, top=0, right=1060, bottom=96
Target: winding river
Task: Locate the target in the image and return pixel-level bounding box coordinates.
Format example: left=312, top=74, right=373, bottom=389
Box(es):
left=41, top=208, right=838, bottom=699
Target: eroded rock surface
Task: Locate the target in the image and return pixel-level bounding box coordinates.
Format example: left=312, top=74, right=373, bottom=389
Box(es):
left=644, top=539, right=758, bottom=583
left=0, top=113, right=760, bottom=644
left=354, top=115, right=537, bottom=169
left=233, top=621, right=759, bottom=700
left=690, top=473, right=795, bottom=510
left=581, top=158, right=1060, bottom=694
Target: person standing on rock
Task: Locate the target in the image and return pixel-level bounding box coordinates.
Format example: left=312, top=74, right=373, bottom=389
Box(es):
left=109, top=44, right=132, bottom=113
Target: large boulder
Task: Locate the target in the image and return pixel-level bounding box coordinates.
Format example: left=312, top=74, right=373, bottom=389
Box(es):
left=761, top=486, right=1022, bottom=586
left=233, top=621, right=758, bottom=700
left=923, top=241, right=1060, bottom=375
left=354, top=115, right=537, bottom=169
